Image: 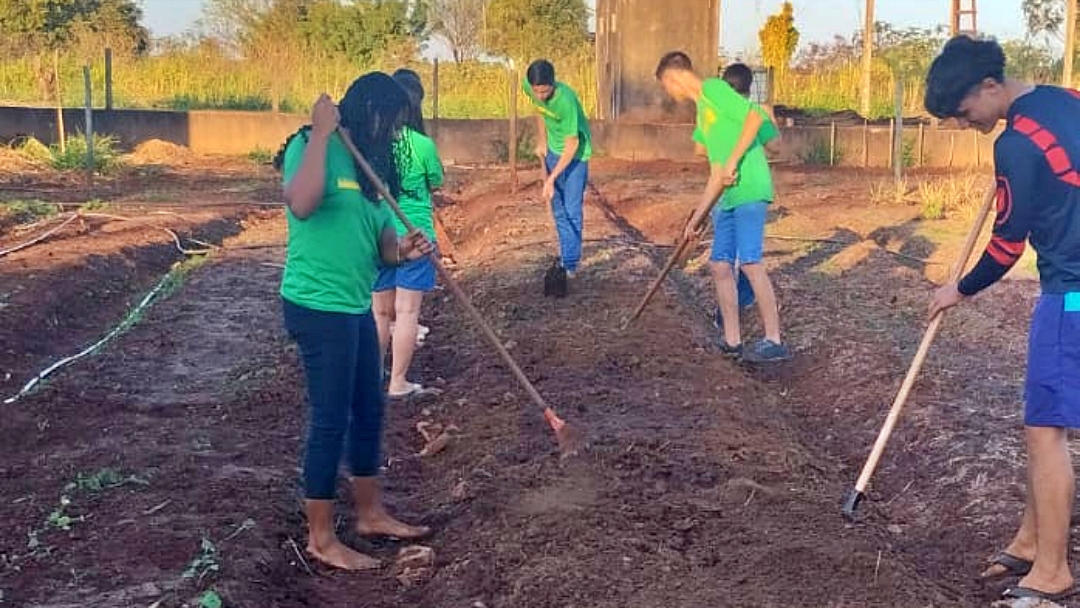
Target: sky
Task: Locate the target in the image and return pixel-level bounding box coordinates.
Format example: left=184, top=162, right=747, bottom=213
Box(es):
left=140, top=0, right=1033, bottom=57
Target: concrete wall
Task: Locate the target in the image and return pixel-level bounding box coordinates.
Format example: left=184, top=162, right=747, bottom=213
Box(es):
left=595, top=0, right=719, bottom=122
left=0, top=105, right=997, bottom=169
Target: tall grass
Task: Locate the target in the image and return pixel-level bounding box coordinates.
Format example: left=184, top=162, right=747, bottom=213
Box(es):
left=0, top=48, right=597, bottom=119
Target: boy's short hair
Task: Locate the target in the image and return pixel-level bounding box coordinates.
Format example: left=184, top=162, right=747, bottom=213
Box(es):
left=655, top=51, right=694, bottom=79
left=924, top=35, right=1006, bottom=119
left=526, top=60, right=556, bottom=86
left=721, top=63, right=753, bottom=95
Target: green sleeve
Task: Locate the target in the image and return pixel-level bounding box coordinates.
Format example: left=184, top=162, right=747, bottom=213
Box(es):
left=692, top=126, right=705, bottom=144
left=417, top=134, right=444, bottom=189
left=753, top=105, right=778, bottom=145
left=281, top=132, right=308, bottom=185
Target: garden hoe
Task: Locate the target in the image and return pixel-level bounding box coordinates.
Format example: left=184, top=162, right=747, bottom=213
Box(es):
left=338, top=128, right=585, bottom=457
left=622, top=189, right=726, bottom=330
left=842, top=183, right=997, bottom=521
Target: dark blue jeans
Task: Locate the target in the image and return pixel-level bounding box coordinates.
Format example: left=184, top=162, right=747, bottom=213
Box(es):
left=283, top=298, right=384, bottom=500
left=544, top=152, right=588, bottom=272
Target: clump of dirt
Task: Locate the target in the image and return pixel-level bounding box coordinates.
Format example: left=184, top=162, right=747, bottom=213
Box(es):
left=0, top=146, right=49, bottom=173
left=128, top=139, right=195, bottom=165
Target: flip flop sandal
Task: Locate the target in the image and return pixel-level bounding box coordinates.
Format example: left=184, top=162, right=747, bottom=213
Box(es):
left=387, top=382, right=443, bottom=401
left=1002, top=585, right=1080, bottom=602
left=982, top=552, right=1033, bottom=580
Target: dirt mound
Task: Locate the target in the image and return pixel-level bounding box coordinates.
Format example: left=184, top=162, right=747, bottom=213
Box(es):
left=128, top=139, right=194, bottom=164
left=0, top=146, right=49, bottom=173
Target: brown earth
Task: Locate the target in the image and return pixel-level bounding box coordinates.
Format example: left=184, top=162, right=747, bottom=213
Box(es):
left=0, top=155, right=1058, bottom=608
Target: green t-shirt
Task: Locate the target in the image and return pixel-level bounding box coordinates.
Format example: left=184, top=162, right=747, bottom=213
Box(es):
left=523, top=80, right=593, bottom=161
left=392, top=127, right=444, bottom=240
left=692, top=78, right=776, bottom=210
left=280, top=130, right=392, bottom=314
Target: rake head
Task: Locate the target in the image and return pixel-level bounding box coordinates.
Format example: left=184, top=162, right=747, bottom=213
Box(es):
left=543, top=407, right=586, bottom=458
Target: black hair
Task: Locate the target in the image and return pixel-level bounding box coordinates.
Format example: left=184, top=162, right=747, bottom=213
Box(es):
left=271, top=72, right=411, bottom=204
left=339, top=72, right=413, bottom=202
left=393, top=68, right=426, bottom=135
left=272, top=126, right=309, bottom=173
left=526, top=60, right=555, bottom=86
left=924, top=35, right=1007, bottom=119
left=655, top=51, right=694, bottom=79
left=722, top=63, right=753, bottom=96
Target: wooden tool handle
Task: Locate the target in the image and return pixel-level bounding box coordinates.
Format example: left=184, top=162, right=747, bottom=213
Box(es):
left=336, top=128, right=552, bottom=412
left=853, top=183, right=998, bottom=493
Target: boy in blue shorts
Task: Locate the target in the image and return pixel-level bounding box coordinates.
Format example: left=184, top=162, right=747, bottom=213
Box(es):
left=656, top=52, right=791, bottom=363
left=925, top=36, right=1080, bottom=603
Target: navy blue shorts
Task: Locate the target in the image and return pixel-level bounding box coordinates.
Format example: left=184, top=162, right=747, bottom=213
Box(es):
left=1024, top=292, right=1080, bottom=428
left=373, top=249, right=437, bottom=293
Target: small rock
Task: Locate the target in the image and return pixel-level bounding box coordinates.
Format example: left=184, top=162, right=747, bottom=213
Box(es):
left=473, top=602, right=487, bottom=608
left=456, top=398, right=469, bottom=407
left=419, top=431, right=454, bottom=457
left=421, top=408, right=433, bottom=418
left=434, top=377, right=447, bottom=386
left=394, top=545, right=435, bottom=587
left=450, top=480, right=468, bottom=501
left=504, top=340, right=517, bottom=350
left=887, top=524, right=903, bottom=535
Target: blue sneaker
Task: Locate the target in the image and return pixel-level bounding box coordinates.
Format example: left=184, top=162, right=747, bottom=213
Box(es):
left=743, top=339, right=793, bottom=363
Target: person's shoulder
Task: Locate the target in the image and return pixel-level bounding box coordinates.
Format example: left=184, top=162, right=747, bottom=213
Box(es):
left=702, top=77, right=736, bottom=97
left=555, top=82, right=582, bottom=102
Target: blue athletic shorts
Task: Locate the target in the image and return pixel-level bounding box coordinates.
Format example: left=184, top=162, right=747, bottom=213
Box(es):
left=710, top=201, right=769, bottom=264
left=373, top=249, right=437, bottom=293
left=1024, top=292, right=1080, bottom=428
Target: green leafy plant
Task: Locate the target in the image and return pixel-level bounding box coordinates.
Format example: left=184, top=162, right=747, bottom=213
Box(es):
left=183, top=538, right=220, bottom=581
left=49, top=133, right=124, bottom=174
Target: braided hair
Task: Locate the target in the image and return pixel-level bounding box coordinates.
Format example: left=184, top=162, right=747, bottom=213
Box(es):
left=272, top=72, right=411, bottom=204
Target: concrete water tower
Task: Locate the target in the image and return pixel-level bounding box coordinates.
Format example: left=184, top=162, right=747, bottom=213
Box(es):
left=594, top=0, right=721, bottom=122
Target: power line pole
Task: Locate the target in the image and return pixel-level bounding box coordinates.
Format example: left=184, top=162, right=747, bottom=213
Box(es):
left=861, top=0, right=874, bottom=116
left=1066, top=0, right=1077, bottom=88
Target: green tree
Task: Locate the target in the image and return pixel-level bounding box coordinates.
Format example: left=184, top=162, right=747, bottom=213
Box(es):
left=1002, top=38, right=1056, bottom=81
left=758, top=1, right=799, bottom=74
left=0, top=0, right=148, bottom=53
left=483, top=0, right=588, bottom=63
left=875, top=24, right=947, bottom=79
left=1023, top=0, right=1066, bottom=39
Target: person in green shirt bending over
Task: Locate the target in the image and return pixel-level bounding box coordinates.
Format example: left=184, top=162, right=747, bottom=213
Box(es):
left=656, top=51, right=792, bottom=363
left=372, top=68, right=445, bottom=399
left=523, top=59, right=592, bottom=281
left=274, top=72, right=432, bottom=571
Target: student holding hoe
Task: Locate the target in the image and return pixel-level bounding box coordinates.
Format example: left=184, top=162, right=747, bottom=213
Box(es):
left=655, top=51, right=792, bottom=363
left=925, top=36, right=1080, bottom=603
left=523, top=59, right=593, bottom=284
left=274, top=72, right=432, bottom=570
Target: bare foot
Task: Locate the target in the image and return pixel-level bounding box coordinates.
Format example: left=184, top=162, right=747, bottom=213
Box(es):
left=306, top=537, right=381, bottom=571
left=980, top=551, right=1035, bottom=579
left=357, top=511, right=431, bottom=540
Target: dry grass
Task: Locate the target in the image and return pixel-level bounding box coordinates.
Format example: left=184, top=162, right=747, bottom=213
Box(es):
left=916, top=173, right=985, bottom=221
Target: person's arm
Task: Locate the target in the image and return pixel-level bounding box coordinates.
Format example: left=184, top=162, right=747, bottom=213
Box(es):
left=546, top=136, right=579, bottom=181
left=378, top=224, right=434, bottom=266
left=683, top=161, right=729, bottom=239
left=929, top=135, right=1041, bottom=316
left=283, top=94, right=338, bottom=219
left=762, top=105, right=782, bottom=153
left=534, top=115, right=548, bottom=159
left=721, top=110, right=765, bottom=178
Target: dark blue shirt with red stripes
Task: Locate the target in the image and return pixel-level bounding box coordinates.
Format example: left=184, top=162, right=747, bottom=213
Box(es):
left=959, top=85, right=1080, bottom=296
